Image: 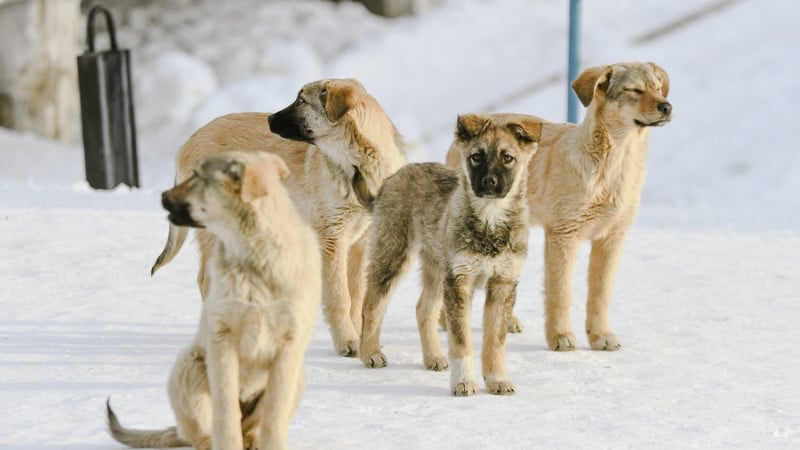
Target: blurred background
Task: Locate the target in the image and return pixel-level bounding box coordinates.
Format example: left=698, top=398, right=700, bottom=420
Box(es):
left=0, top=0, right=797, bottom=230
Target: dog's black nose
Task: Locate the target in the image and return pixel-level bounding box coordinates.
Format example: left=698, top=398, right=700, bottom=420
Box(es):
left=658, top=102, right=672, bottom=116
left=482, top=175, right=498, bottom=189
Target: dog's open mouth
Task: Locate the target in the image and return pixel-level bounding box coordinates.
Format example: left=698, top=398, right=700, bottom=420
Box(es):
left=634, top=118, right=670, bottom=127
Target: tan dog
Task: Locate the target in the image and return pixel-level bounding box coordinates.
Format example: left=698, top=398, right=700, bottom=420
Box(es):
left=151, top=78, right=406, bottom=357
left=361, top=114, right=541, bottom=396
left=107, top=151, right=320, bottom=450
left=446, top=61, right=672, bottom=351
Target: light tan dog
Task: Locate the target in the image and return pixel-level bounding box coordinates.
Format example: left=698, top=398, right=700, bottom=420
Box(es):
left=151, top=78, right=406, bottom=357
left=361, top=114, right=541, bottom=396
left=446, top=61, right=672, bottom=352
left=108, top=151, right=321, bottom=450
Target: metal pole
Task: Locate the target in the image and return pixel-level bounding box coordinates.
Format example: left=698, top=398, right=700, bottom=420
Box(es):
left=567, top=0, right=581, bottom=123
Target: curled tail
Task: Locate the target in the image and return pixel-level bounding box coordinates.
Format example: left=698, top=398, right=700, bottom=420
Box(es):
left=151, top=222, right=188, bottom=276
left=106, top=399, right=189, bottom=448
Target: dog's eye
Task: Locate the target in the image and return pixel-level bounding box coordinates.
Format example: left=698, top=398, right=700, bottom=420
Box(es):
left=502, top=154, right=515, bottom=164
left=469, top=153, right=484, bottom=164
left=625, top=88, right=644, bottom=95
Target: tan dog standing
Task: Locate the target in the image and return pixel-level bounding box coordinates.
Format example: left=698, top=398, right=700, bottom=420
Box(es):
left=108, top=151, right=320, bottom=450
left=446, top=61, right=672, bottom=352
left=152, top=79, right=406, bottom=357
left=361, top=114, right=542, bottom=396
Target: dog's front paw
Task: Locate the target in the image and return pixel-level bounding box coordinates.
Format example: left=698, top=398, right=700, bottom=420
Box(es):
left=589, top=333, right=622, bottom=351
left=548, top=333, right=577, bottom=351
left=362, top=352, right=387, bottom=368
left=336, top=340, right=359, bottom=357
left=486, top=379, right=516, bottom=396
left=451, top=381, right=479, bottom=397
left=506, top=315, right=524, bottom=333
left=424, top=355, right=448, bottom=371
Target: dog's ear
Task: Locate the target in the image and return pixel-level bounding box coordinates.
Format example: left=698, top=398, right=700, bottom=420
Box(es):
left=321, top=81, right=357, bottom=122
left=240, top=153, right=290, bottom=203
left=648, top=62, right=670, bottom=98
left=456, top=114, right=491, bottom=141
left=572, top=65, right=612, bottom=107
left=507, top=118, right=542, bottom=147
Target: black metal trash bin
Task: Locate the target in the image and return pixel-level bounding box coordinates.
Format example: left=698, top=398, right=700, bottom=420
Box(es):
left=76, top=5, right=139, bottom=189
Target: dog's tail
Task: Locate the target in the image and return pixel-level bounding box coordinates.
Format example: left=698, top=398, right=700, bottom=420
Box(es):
left=352, top=166, right=375, bottom=210
left=151, top=222, right=188, bottom=276
left=106, top=399, right=189, bottom=448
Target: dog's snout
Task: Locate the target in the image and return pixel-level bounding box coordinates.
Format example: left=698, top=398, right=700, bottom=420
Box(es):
left=161, top=191, right=176, bottom=211
left=658, top=102, right=672, bottom=116
left=482, top=175, right=498, bottom=189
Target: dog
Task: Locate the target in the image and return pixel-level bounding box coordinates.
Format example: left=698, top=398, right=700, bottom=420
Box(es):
left=151, top=78, right=406, bottom=357
left=107, top=151, right=321, bottom=450
left=446, top=61, right=672, bottom=351
left=359, top=113, right=542, bottom=396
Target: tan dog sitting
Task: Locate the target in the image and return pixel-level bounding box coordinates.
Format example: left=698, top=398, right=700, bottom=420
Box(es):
left=108, top=151, right=321, bottom=450
left=446, top=61, right=672, bottom=351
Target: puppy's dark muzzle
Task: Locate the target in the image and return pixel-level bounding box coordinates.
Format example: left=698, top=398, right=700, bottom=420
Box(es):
left=161, top=191, right=203, bottom=228
left=268, top=107, right=314, bottom=144
left=473, top=175, right=508, bottom=199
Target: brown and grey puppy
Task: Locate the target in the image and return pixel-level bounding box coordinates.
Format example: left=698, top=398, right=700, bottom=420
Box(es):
left=446, top=61, right=672, bottom=352
left=151, top=78, right=406, bottom=358
left=359, top=113, right=542, bottom=397
left=108, top=151, right=321, bottom=450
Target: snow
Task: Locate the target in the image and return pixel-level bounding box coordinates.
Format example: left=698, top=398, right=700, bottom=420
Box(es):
left=1, top=0, right=799, bottom=448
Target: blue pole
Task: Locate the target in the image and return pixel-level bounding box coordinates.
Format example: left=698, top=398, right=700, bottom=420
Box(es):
left=567, top=0, right=581, bottom=123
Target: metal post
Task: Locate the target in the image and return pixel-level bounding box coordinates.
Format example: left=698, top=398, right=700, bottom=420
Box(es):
left=567, top=0, right=581, bottom=123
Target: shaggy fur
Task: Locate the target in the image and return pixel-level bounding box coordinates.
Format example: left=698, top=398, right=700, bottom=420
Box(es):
left=151, top=78, right=406, bottom=357
left=446, top=61, right=672, bottom=351
left=108, top=152, right=320, bottom=450
left=360, top=113, right=542, bottom=396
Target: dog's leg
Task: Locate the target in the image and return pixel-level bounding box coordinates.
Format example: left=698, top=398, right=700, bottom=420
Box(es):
left=319, top=230, right=362, bottom=357
left=416, top=256, right=448, bottom=371
left=206, top=326, right=243, bottom=450
left=586, top=231, right=626, bottom=351
left=347, top=233, right=368, bottom=338
left=482, top=276, right=516, bottom=395
left=360, top=230, right=414, bottom=368
left=445, top=272, right=478, bottom=396
left=168, top=347, right=212, bottom=450
left=257, top=346, right=305, bottom=450
left=196, top=230, right=214, bottom=300
left=505, top=287, right=524, bottom=333
left=544, top=230, right=580, bottom=351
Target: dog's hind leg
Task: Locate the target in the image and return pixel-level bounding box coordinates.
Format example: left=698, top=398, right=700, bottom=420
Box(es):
left=586, top=230, right=626, bottom=351
left=168, top=347, right=213, bottom=450
left=482, top=276, right=516, bottom=395
left=416, top=254, right=448, bottom=371
left=544, top=230, right=580, bottom=351
left=359, top=227, right=414, bottom=368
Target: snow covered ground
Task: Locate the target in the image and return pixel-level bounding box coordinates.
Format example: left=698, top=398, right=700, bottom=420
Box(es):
left=1, top=0, right=799, bottom=448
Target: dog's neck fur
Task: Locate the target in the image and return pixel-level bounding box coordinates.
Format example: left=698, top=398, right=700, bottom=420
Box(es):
left=319, top=108, right=405, bottom=201
left=571, top=103, right=650, bottom=203
left=453, top=171, right=529, bottom=257
left=209, top=187, right=307, bottom=281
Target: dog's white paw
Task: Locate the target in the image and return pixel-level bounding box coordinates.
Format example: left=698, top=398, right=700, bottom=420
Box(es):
left=549, top=333, right=577, bottom=351
left=486, top=379, right=516, bottom=396
left=424, top=355, right=448, bottom=372
left=506, top=315, right=524, bottom=333
left=336, top=340, right=359, bottom=357
left=363, top=352, right=387, bottom=368
left=589, top=333, right=622, bottom=351
left=451, top=381, right=479, bottom=397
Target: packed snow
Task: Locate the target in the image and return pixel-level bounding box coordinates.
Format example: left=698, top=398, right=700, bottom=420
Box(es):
left=1, top=0, right=798, bottom=448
